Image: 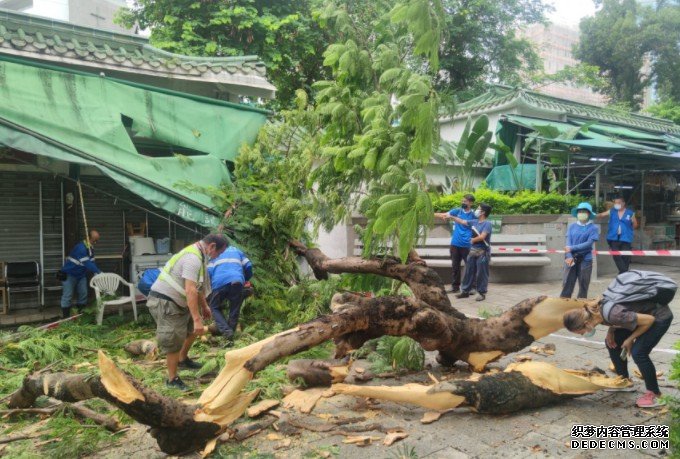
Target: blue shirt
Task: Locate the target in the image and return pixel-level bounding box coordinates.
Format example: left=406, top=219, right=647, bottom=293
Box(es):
left=566, top=222, right=599, bottom=262
left=448, top=208, right=475, bottom=248
left=61, top=240, right=101, bottom=279
left=468, top=219, right=493, bottom=249
left=208, top=246, right=253, bottom=290
left=605, top=208, right=635, bottom=243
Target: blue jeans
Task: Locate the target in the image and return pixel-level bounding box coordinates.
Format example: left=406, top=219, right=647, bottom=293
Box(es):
left=61, top=275, right=87, bottom=309
left=208, top=283, right=244, bottom=338
left=461, top=249, right=489, bottom=294
left=607, top=315, right=673, bottom=394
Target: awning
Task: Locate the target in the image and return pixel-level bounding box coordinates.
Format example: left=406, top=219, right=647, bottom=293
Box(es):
left=502, top=115, right=676, bottom=155
left=0, top=57, right=269, bottom=228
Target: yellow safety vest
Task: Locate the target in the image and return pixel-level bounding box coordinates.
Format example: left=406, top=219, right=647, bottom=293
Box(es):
left=157, top=244, right=210, bottom=298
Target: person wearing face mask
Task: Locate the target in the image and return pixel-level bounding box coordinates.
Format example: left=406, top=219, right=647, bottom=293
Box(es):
left=560, top=202, right=599, bottom=299
left=562, top=297, right=672, bottom=408
left=596, top=196, right=638, bottom=274
left=435, top=194, right=476, bottom=293
left=449, top=203, right=493, bottom=301
left=147, top=233, right=228, bottom=391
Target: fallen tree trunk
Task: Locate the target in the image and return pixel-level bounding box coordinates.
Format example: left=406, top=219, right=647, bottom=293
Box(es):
left=9, top=244, right=601, bottom=453
left=333, top=361, right=631, bottom=414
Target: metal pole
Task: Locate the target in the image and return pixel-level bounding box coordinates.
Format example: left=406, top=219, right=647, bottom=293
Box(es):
left=566, top=156, right=570, bottom=195
left=640, top=171, right=646, bottom=249
left=536, top=140, right=542, bottom=192
left=595, top=171, right=601, bottom=209
left=39, top=181, right=45, bottom=307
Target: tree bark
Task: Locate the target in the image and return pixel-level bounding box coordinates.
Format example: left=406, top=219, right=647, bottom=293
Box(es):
left=8, top=244, right=602, bottom=454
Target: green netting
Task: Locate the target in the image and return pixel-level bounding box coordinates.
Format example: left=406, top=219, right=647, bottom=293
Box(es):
left=485, top=164, right=538, bottom=191
left=0, top=57, right=268, bottom=227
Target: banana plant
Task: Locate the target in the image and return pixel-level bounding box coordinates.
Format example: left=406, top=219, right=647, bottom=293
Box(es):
left=438, top=115, right=492, bottom=192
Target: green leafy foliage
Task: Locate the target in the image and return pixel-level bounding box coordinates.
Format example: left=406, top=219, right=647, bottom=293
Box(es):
left=367, top=336, right=425, bottom=372
left=437, top=115, right=492, bottom=192
left=576, top=0, right=680, bottom=109
left=646, top=99, right=680, bottom=125
left=435, top=0, right=546, bottom=100
left=117, top=0, right=330, bottom=109
left=670, top=340, right=680, bottom=453
left=433, top=190, right=587, bottom=215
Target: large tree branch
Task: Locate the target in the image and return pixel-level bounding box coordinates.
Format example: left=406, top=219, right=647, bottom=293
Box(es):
left=290, top=240, right=460, bottom=317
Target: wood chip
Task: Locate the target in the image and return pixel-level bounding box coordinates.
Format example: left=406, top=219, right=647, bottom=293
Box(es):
left=421, top=411, right=442, bottom=424
left=383, top=430, right=409, bottom=446
left=608, top=363, right=616, bottom=372
left=274, top=438, right=292, bottom=450
left=427, top=372, right=440, bottom=384
left=342, top=435, right=380, bottom=446
left=246, top=399, right=280, bottom=418
left=282, top=388, right=325, bottom=414
left=321, top=389, right=335, bottom=398
left=354, top=367, right=365, bottom=374
left=266, top=433, right=283, bottom=441
left=633, top=369, right=643, bottom=379
left=657, top=371, right=664, bottom=377
left=200, top=439, right=217, bottom=458
left=531, top=444, right=543, bottom=453
left=514, top=354, right=533, bottom=362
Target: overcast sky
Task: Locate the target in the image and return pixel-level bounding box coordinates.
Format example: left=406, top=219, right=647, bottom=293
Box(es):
left=547, top=0, right=598, bottom=28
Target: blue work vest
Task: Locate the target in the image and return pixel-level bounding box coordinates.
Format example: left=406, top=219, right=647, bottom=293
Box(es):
left=606, top=208, right=635, bottom=243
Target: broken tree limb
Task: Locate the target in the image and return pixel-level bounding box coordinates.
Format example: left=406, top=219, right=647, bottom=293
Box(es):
left=8, top=244, right=603, bottom=454
left=8, top=351, right=230, bottom=454
left=1, top=400, right=123, bottom=433
left=286, top=359, right=350, bottom=387
left=333, top=361, right=631, bottom=415
left=123, top=339, right=158, bottom=360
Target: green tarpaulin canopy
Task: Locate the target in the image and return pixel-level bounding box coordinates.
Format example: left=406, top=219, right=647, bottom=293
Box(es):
left=0, top=57, right=268, bottom=227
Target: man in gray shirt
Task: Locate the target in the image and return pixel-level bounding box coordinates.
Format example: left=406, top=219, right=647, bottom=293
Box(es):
left=148, top=234, right=228, bottom=390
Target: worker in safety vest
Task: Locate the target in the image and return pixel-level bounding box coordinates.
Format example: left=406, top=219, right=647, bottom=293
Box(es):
left=60, top=229, right=101, bottom=318
left=147, top=234, right=228, bottom=391
left=207, top=246, right=253, bottom=345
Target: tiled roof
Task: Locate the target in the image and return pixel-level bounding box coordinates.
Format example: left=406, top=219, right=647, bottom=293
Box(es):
left=452, top=85, right=680, bottom=135
left=0, top=9, right=275, bottom=98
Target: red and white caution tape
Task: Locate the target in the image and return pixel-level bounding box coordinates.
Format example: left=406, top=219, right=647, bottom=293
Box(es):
left=493, top=247, right=680, bottom=257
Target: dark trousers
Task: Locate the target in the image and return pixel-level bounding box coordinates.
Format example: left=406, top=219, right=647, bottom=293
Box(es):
left=608, top=239, right=632, bottom=274
left=449, top=245, right=469, bottom=290
left=607, top=316, right=672, bottom=394
left=461, top=250, right=490, bottom=294
left=560, top=259, right=592, bottom=298
left=208, top=283, right=244, bottom=338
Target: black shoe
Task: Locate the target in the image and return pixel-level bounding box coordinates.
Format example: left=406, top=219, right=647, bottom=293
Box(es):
left=178, top=358, right=203, bottom=370
left=447, top=288, right=460, bottom=294
left=166, top=376, right=189, bottom=391
left=475, top=293, right=486, bottom=302
left=455, top=292, right=470, bottom=299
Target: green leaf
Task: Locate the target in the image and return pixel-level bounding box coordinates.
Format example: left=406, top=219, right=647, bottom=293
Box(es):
left=456, top=116, right=472, bottom=160
left=397, top=209, right=417, bottom=262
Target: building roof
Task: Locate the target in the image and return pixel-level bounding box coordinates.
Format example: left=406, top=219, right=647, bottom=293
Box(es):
left=451, top=85, right=680, bottom=135
left=0, top=8, right=276, bottom=99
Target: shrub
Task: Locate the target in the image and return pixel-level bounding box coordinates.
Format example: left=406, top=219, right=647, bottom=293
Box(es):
left=433, top=189, right=589, bottom=215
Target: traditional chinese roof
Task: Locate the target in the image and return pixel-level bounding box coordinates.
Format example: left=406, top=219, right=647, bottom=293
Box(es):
left=448, top=85, right=680, bottom=135
left=0, top=8, right=276, bottom=99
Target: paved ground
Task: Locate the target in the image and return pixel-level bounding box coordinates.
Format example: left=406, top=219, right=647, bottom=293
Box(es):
left=246, top=265, right=679, bottom=459
left=91, top=265, right=679, bottom=459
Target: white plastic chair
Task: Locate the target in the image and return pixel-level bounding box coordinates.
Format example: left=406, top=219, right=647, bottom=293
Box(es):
left=90, top=273, right=137, bottom=325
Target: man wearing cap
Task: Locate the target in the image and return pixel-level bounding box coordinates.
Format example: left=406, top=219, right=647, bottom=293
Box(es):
left=147, top=234, right=228, bottom=390
left=560, top=203, right=599, bottom=299
left=596, top=196, right=638, bottom=274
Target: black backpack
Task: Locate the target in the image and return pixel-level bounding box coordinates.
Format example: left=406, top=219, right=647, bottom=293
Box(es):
left=601, top=270, right=677, bottom=320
